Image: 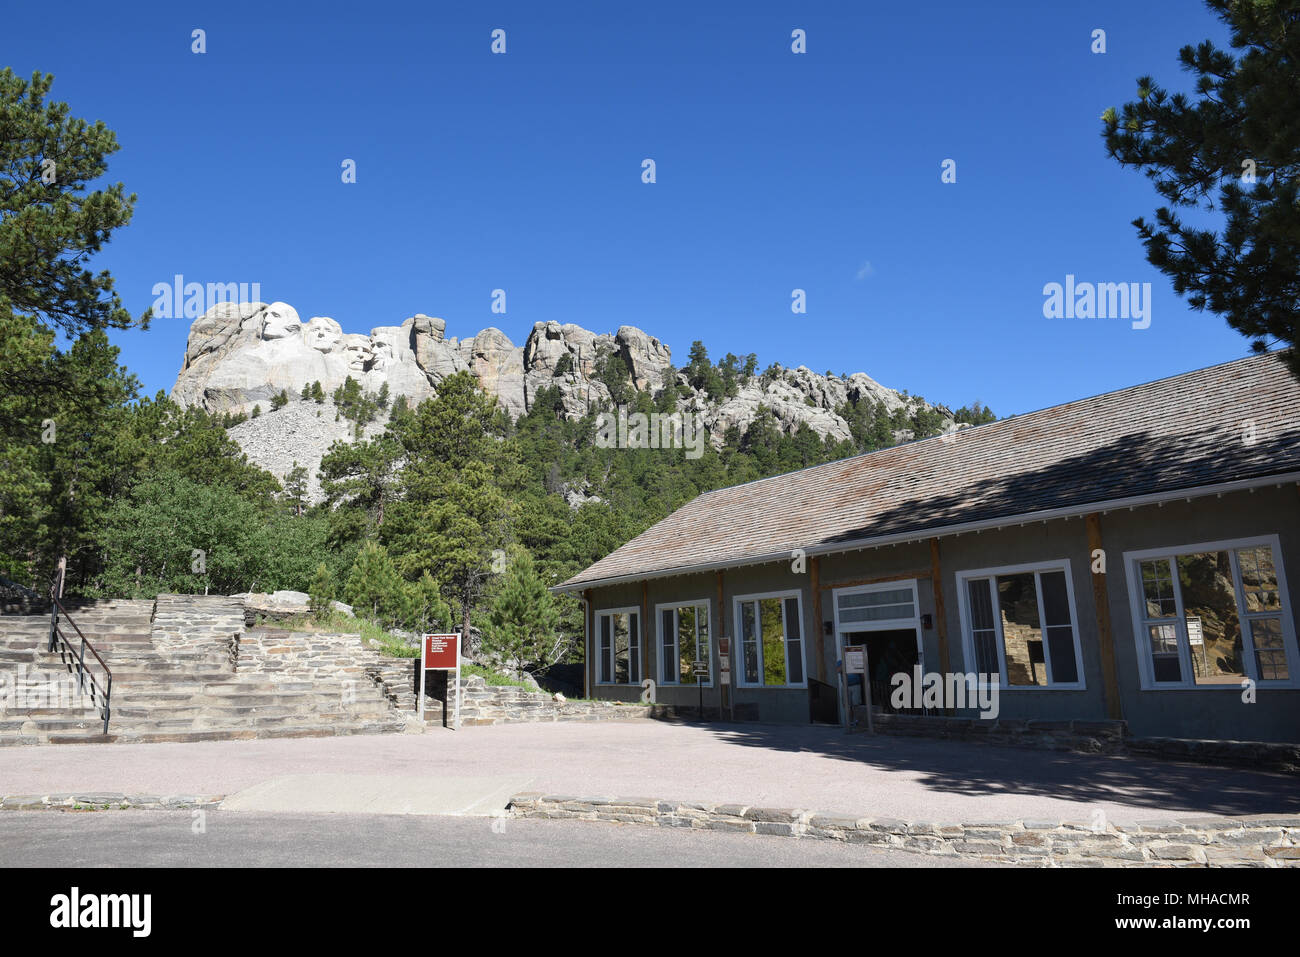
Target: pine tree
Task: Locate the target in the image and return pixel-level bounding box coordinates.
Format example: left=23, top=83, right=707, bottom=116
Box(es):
left=484, top=547, right=561, bottom=677
left=308, top=562, right=335, bottom=617
left=343, top=540, right=406, bottom=625
left=1103, top=0, right=1300, bottom=376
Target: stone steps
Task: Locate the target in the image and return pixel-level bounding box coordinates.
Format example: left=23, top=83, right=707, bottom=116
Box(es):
left=0, top=596, right=409, bottom=745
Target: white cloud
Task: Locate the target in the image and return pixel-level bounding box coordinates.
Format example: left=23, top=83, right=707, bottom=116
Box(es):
left=855, top=260, right=875, bottom=280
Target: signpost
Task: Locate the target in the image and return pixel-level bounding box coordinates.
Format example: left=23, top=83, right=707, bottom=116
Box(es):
left=717, top=637, right=732, bottom=721
left=842, top=644, right=871, bottom=734
left=692, top=660, right=709, bottom=719
left=419, top=633, right=461, bottom=731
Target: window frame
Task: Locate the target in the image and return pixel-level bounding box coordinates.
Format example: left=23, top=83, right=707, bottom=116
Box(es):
left=1122, top=534, right=1299, bottom=691
left=732, top=589, right=808, bottom=689
left=654, top=599, right=713, bottom=687
left=594, top=606, right=642, bottom=686
left=955, top=559, right=1086, bottom=692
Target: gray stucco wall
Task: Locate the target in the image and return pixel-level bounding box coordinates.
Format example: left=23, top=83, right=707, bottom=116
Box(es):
left=579, top=484, right=1300, bottom=741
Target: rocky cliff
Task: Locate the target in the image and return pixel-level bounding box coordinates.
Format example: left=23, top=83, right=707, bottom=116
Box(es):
left=171, top=300, right=960, bottom=497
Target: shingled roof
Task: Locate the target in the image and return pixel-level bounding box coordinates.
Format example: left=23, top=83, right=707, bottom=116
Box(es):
left=558, top=352, right=1300, bottom=591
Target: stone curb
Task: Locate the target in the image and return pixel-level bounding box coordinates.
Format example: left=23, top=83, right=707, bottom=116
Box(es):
left=506, top=793, right=1300, bottom=867
left=0, top=793, right=224, bottom=811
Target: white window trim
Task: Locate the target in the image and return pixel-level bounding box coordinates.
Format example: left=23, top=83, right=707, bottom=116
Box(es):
left=732, top=589, right=808, bottom=689
left=955, top=559, right=1087, bottom=691
left=654, top=599, right=713, bottom=687
left=594, top=606, right=642, bottom=686
left=1122, top=534, right=1299, bottom=691
left=831, top=578, right=923, bottom=665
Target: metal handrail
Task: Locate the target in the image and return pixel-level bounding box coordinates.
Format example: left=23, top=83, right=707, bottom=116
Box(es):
left=47, top=587, right=113, bottom=735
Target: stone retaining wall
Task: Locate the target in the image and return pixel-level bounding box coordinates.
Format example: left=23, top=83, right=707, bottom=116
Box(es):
left=152, top=594, right=245, bottom=660
left=236, top=629, right=376, bottom=682
left=859, top=711, right=1300, bottom=774
left=507, top=793, right=1300, bottom=867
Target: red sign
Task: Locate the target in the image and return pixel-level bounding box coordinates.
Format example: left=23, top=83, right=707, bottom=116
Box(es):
left=423, top=634, right=459, bottom=670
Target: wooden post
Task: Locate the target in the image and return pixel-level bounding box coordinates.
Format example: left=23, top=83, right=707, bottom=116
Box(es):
left=584, top=589, right=594, bottom=699
left=810, top=556, right=826, bottom=682
left=716, top=570, right=727, bottom=717
left=642, top=580, right=651, bottom=685
left=1085, top=513, right=1123, bottom=720
left=929, top=539, right=951, bottom=679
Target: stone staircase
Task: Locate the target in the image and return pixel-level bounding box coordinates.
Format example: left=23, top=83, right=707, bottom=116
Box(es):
left=0, top=598, right=406, bottom=746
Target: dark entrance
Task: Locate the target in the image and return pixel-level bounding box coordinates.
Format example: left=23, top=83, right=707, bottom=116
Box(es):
left=844, top=628, right=921, bottom=715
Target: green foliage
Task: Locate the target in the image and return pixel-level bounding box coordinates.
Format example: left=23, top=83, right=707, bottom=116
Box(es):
left=344, top=540, right=407, bottom=625
left=483, top=547, right=563, bottom=676
left=595, top=349, right=632, bottom=406
left=953, top=402, right=997, bottom=426
left=1103, top=0, right=1300, bottom=377
left=553, top=352, right=575, bottom=377
left=332, top=375, right=382, bottom=426
left=0, top=68, right=139, bottom=353
left=270, top=390, right=288, bottom=410
left=310, top=381, right=325, bottom=403
left=308, top=562, right=335, bottom=616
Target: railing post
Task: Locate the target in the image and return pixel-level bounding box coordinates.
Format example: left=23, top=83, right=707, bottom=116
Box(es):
left=48, top=592, right=57, bottom=653
left=78, top=635, right=87, bottom=694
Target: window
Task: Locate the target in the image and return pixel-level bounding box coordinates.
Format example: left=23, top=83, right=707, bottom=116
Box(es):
left=596, top=608, right=640, bottom=685
left=957, top=562, right=1084, bottom=689
left=657, top=602, right=711, bottom=685
left=734, top=592, right=806, bottom=687
left=1125, top=537, right=1297, bottom=689
left=836, top=585, right=916, bottom=625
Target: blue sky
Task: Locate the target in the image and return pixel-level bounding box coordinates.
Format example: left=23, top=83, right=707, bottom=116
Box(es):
left=6, top=0, right=1245, bottom=416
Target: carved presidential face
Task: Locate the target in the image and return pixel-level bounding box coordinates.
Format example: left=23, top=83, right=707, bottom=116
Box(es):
left=341, top=334, right=374, bottom=371
left=260, top=302, right=301, bottom=340
left=305, top=316, right=343, bottom=353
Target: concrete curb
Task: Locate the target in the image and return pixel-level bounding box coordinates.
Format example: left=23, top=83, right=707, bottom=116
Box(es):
left=506, top=793, right=1300, bottom=867
left=1, top=793, right=223, bottom=811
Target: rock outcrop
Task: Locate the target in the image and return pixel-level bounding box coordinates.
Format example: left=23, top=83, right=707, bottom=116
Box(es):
left=171, top=300, right=961, bottom=499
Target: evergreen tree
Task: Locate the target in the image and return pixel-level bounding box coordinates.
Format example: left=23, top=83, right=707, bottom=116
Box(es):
left=484, top=547, right=561, bottom=677
left=308, top=562, right=335, bottom=616
left=344, top=540, right=407, bottom=624
left=1103, top=0, right=1300, bottom=376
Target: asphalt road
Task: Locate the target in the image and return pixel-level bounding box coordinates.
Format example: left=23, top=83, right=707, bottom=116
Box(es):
left=0, top=810, right=981, bottom=868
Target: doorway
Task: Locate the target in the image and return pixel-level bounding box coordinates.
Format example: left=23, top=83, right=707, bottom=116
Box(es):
left=832, top=579, right=925, bottom=721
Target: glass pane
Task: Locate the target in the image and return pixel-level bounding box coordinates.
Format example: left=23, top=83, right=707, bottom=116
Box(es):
left=784, top=597, right=803, bottom=684
left=678, top=605, right=698, bottom=685
left=997, top=573, right=1047, bottom=687
left=741, top=602, right=759, bottom=683
left=760, top=598, right=786, bottom=686
left=661, top=610, right=674, bottom=683
left=628, top=613, right=640, bottom=684
left=1177, top=551, right=1244, bottom=686
left=1039, top=571, right=1078, bottom=684
left=837, top=587, right=915, bottom=623
left=613, top=613, right=629, bottom=684
left=1249, top=617, right=1289, bottom=681
left=967, top=579, right=999, bottom=676
left=1148, top=623, right=1181, bottom=682
left=1237, top=545, right=1281, bottom=613
left=600, top=616, right=612, bottom=683
left=1140, top=559, right=1177, bottom=618
left=696, top=605, right=710, bottom=667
